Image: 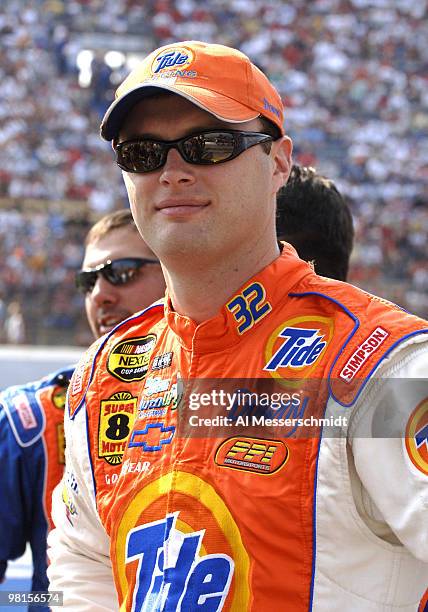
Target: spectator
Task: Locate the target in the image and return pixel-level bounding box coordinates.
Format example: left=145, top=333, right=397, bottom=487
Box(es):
left=0, top=209, right=166, bottom=608
left=276, top=164, right=354, bottom=281
left=4, top=301, right=26, bottom=344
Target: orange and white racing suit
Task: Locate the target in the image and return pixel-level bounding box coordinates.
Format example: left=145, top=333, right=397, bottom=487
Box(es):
left=49, top=246, right=428, bottom=611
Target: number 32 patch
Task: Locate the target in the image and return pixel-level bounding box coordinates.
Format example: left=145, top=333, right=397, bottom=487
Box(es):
left=98, top=392, right=137, bottom=465
left=227, top=282, right=272, bottom=335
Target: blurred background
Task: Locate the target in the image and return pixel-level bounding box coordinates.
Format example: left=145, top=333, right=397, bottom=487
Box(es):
left=0, top=0, right=427, bottom=348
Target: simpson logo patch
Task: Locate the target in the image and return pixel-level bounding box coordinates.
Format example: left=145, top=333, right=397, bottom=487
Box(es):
left=107, top=335, right=156, bottom=382
left=405, top=398, right=428, bottom=476
left=264, top=316, right=334, bottom=383
left=98, top=392, right=138, bottom=465
left=339, top=327, right=389, bottom=383
left=215, top=437, right=288, bottom=475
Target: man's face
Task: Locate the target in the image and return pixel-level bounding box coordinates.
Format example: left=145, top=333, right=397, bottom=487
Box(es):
left=82, top=225, right=166, bottom=338
left=118, top=94, right=291, bottom=265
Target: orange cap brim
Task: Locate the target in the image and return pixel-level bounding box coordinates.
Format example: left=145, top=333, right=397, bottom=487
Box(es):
left=101, top=83, right=260, bottom=141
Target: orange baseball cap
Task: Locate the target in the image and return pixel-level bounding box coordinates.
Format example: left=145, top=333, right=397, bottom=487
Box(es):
left=100, top=40, right=285, bottom=141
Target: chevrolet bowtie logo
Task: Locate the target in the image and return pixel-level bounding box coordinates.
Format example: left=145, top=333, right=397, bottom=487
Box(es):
left=128, top=422, right=175, bottom=452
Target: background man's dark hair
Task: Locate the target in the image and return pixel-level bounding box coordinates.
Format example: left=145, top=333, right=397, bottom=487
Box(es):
left=276, top=164, right=354, bottom=281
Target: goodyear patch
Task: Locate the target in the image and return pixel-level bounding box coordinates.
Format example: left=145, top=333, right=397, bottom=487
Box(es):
left=215, top=437, right=288, bottom=475
left=264, top=316, right=334, bottom=385
left=107, top=335, right=156, bottom=382
left=405, top=398, right=428, bottom=476
left=98, top=392, right=138, bottom=465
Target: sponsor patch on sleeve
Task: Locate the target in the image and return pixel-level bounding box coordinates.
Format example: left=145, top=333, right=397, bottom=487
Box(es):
left=68, top=339, right=102, bottom=418
left=339, top=327, right=389, bottom=383
left=405, top=398, right=428, bottom=476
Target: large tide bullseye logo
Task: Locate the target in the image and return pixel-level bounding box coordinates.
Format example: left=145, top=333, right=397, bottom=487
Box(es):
left=405, top=398, right=428, bottom=476
left=264, top=316, right=334, bottom=386
left=114, top=472, right=250, bottom=611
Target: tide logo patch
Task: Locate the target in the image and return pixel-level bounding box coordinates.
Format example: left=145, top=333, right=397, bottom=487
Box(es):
left=151, top=46, right=194, bottom=74
left=264, top=316, right=333, bottom=383
left=215, top=437, right=288, bottom=475
left=115, top=472, right=250, bottom=610
left=405, top=398, right=428, bottom=476
left=107, top=335, right=156, bottom=382
left=98, top=392, right=138, bottom=465
left=126, top=512, right=233, bottom=611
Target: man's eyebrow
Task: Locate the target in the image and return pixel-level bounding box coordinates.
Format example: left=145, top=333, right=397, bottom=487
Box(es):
left=121, top=123, right=236, bottom=141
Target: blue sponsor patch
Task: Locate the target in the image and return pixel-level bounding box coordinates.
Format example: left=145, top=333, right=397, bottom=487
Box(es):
left=128, top=422, right=175, bottom=452
left=264, top=327, right=327, bottom=371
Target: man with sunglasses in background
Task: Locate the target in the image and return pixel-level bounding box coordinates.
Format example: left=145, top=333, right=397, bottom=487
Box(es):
left=49, top=41, right=428, bottom=611
left=0, top=209, right=165, bottom=610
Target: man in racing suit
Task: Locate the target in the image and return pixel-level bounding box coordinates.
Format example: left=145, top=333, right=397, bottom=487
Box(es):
left=48, top=41, right=428, bottom=611
left=0, top=209, right=165, bottom=609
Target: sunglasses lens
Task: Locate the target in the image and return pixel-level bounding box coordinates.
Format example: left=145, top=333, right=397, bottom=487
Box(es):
left=75, top=271, right=96, bottom=293
left=117, top=131, right=270, bottom=173
left=105, top=260, right=141, bottom=285
left=119, top=141, right=165, bottom=172
left=183, top=132, right=236, bottom=163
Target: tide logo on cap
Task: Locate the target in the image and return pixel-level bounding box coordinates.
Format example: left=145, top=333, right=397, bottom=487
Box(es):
left=151, top=46, right=194, bottom=74
left=405, top=398, right=428, bottom=476
left=264, top=316, right=334, bottom=384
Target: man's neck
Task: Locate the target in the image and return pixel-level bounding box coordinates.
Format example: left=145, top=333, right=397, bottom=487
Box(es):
left=163, top=241, right=281, bottom=324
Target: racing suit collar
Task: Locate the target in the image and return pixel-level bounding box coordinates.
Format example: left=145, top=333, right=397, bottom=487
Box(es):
left=164, top=244, right=313, bottom=353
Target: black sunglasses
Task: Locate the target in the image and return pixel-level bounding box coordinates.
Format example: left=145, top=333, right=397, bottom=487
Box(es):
left=115, top=129, right=273, bottom=173
left=75, top=257, right=160, bottom=294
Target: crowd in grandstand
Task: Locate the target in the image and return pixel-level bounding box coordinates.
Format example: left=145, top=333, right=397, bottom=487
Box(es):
left=0, top=0, right=427, bottom=344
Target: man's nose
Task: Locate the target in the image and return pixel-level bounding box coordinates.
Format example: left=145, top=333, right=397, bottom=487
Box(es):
left=89, top=274, right=118, bottom=306
left=159, top=148, right=197, bottom=186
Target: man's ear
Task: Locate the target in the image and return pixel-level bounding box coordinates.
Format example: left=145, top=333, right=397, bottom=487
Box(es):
left=272, top=136, right=293, bottom=192
left=111, top=138, right=117, bottom=151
